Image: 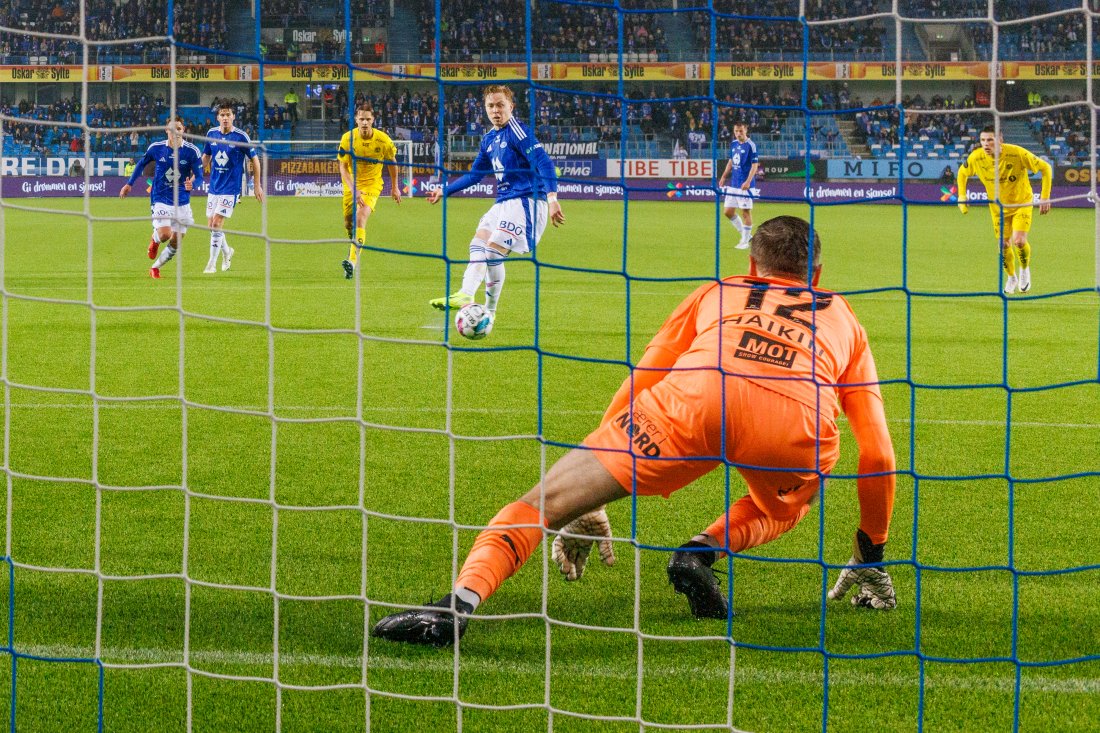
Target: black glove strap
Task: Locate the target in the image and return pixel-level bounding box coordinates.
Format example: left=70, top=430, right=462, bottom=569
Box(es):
left=855, top=528, right=885, bottom=565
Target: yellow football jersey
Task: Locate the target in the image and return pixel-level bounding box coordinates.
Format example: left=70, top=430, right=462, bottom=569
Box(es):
left=337, top=128, right=397, bottom=190
left=958, top=143, right=1050, bottom=208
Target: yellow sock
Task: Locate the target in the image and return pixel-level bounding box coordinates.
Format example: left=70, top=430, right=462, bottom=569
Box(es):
left=1002, top=244, right=1017, bottom=276
left=1018, top=242, right=1031, bottom=269
left=348, top=227, right=365, bottom=265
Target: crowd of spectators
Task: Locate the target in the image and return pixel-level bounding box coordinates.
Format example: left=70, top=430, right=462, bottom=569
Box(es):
left=261, top=0, right=385, bottom=28
left=855, top=94, right=983, bottom=149
left=0, top=0, right=227, bottom=65
left=970, top=12, right=1087, bottom=61
left=685, top=0, right=889, bottom=62
left=2, top=82, right=1091, bottom=165
left=1031, top=100, right=1091, bottom=163
left=260, top=0, right=311, bottom=27
left=5, top=0, right=1100, bottom=66
left=260, top=0, right=387, bottom=62
left=0, top=84, right=862, bottom=159
left=0, top=93, right=302, bottom=157
left=417, top=0, right=667, bottom=62
left=2, top=93, right=169, bottom=155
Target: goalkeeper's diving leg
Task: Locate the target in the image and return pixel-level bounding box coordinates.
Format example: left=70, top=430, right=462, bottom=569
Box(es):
left=370, top=448, right=625, bottom=647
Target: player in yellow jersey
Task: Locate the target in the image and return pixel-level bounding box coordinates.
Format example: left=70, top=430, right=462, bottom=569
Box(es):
left=338, top=103, right=402, bottom=279
left=957, top=125, right=1052, bottom=294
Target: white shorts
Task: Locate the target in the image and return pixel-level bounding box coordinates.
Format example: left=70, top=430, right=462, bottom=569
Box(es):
left=723, top=187, right=754, bottom=211
left=151, top=203, right=195, bottom=234
left=477, top=198, right=548, bottom=254
left=206, top=194, right=239, bottom=219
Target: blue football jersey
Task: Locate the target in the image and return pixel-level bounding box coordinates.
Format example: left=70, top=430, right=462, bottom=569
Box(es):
left=469, top=117, right=557, bottom=202
left=127, top=140, right=204, bottom=206
left=728, top=138, right=759, bottom=188
left=203, top=127, right=257, bottom=196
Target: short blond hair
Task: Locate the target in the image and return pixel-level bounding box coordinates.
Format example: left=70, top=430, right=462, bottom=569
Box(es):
left=483, top=85, right=514, bottom=103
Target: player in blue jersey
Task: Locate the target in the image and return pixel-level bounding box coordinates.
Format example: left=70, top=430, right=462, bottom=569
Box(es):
left=120, top=117, right=204, bottom=280
left=427, top=85, right=565, bottom=321
left=201, top=102, right=265, bottom=274
left=717, top=122, right=760, bottom=250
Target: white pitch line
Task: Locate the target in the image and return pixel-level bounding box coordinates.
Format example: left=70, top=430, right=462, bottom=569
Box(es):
left=5, top=284, right=1099, bottom=306
left=4, top=403, right=1099, bottom=430
left=14, top=643, right=1100, bottom=695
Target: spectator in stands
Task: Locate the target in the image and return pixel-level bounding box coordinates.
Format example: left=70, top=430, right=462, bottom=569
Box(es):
left=284, top=87, right=300, bottom=124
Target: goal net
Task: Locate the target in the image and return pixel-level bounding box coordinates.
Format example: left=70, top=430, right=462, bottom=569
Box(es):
left=0, top=0, right=1098, bottom=730
left=266, top=139, right=416, bottom=198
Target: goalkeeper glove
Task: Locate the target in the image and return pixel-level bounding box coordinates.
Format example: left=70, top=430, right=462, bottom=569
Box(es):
left=958, top=203, right=969, bottom=214
left=552, top=507, right=616, bottom=581
left=828, top=529, right=897, bottom=610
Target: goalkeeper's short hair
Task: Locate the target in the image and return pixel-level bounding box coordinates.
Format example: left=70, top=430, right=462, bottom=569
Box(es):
left=749, top=215, right=822, bottom=283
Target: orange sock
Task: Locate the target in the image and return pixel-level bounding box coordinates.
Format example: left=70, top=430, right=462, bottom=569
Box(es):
left=702, top=495, right=810, bottom=554
left=455, top=501, right=546, bottom=603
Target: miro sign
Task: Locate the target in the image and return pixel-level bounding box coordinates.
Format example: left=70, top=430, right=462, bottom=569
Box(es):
left=826, top=158, right=961, bottom=180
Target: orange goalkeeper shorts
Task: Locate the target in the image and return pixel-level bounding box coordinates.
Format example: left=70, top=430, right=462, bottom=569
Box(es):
left=583, top=370, right=840, bottom=522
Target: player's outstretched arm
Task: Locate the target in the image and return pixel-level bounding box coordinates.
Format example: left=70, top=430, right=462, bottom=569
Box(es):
left=123, top=150, right=154, bottom=196
left=552, top=506, right=615, bottom=581
left=830, top=388, right=897, bottom=610
left=431, top=144, right=491, bottom=205
left=828, top=529, right=897, bottom=610
left=599, top=283, right=711, bottom=423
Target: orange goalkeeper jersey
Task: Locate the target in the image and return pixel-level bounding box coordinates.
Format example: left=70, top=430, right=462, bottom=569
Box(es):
left=600, top=274, right=894, bottom=543
left=605, top=275, right=882, bottom=421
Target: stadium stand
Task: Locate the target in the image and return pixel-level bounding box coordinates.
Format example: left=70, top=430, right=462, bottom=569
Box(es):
left=0, top=0, right=227, bottom=64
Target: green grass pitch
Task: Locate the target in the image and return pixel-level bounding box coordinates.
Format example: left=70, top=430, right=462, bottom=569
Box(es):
left=0, top=194, right=1098, bottom=732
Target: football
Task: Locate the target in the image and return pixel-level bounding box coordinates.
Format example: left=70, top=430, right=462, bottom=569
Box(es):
left=454, top=302, right=493, bottom=340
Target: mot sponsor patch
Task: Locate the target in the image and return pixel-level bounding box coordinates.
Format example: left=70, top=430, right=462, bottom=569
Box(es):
left=733, top=331, right=798, bottom=368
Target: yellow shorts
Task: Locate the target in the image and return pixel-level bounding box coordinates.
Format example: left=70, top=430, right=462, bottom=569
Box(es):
left=988, top=204, right=1032, bottom=237
left=343, top=186, right=382, bottom=218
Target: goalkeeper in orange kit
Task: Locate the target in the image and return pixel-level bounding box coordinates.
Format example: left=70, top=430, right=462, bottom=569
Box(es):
left=372, top=216, right=898, bottom=646
left=957, top=125, right=1052, bottom=295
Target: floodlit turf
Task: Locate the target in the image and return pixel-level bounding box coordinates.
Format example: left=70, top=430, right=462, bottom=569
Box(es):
left=0, top=194, right=1098, bottom=732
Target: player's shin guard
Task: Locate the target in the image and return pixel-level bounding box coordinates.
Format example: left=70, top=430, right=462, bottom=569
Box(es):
left=702, top=495, right=810, bottom=555
left=459, top=238, right=489, bottom=297
left=455, top=501, right=545, bottom=605
left=484, top=254, right=506, bottom=315
left=1018, top=241, right=1031, bottom=268
left=208, top=231, right=224, bottom=268
left=153, top=245, right=177, bottom=270
left=1002, top=244, right=1018, bottom=275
